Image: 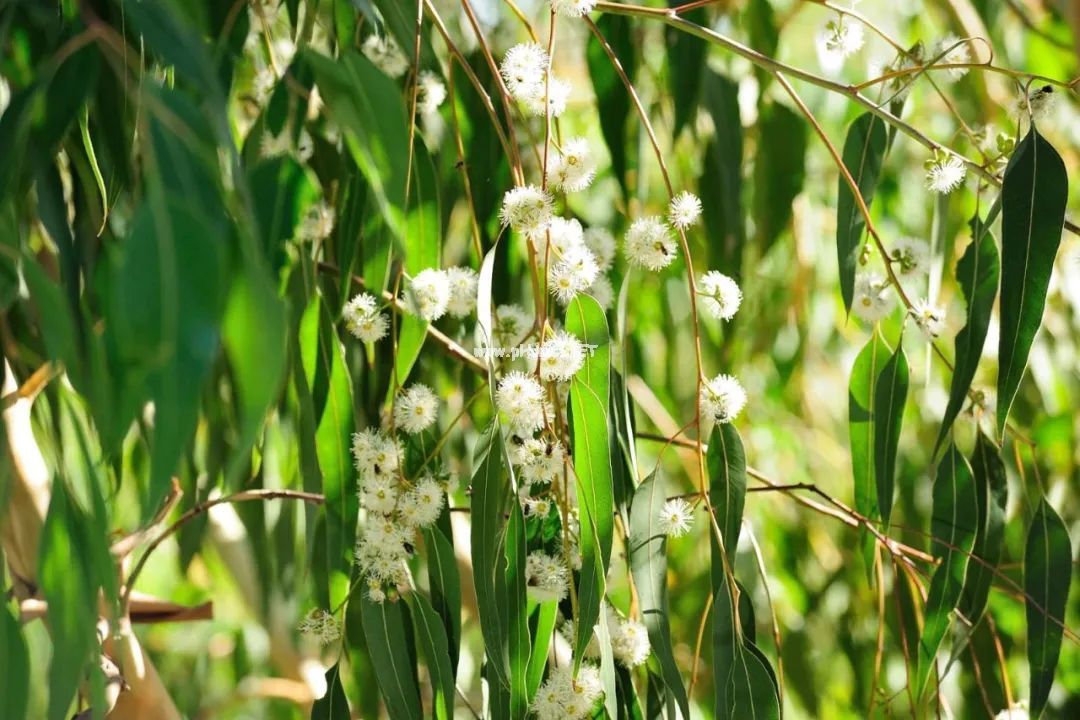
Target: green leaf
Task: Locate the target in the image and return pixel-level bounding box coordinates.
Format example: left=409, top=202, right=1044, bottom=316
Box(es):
left=849, top=331, right=890, bottom=534
left=744, top=0, right=778, bottom=90
left=1024, top=498, right=1072, bottom=718
left=565, top=295, right=614, bottom=666
left=0, top=600, right=30, bottom=720
left=667, top=8, right=708, bottom=138
left=701, top=71, right=745, bottom=273
left=935, top=208, right=1000, bottom=453
left=752, top=100, right=807, bottom=252
left=836, top=114, right=888, bottom=312
left=526, top=600, right=558, bottom=700
left=958, top=432, right=1008, bottom=624
left=246, top=156, right=318, bottom=270
left=997, top=127, right=1068, bottom=432
left=587, top=14, right=636, bottom=199
left=368, top=0, right=435, bottom=69
left=707, top=423, right=747, bottom=564
left=408, top=593, right=457, bottom=720
left=503, top=498, right=531, bottom=717
left=311, top=664, right=350, bottom=720
left=306, top=49, right=409, bottom=241
left=423, top=525, right=462, bottom=674
left=873, top=342, right=908, bottom=528
left=915, top=444, right=977, bottom=698
left=360, top=595, right=423, bottom=719
left=628, top=471, right=691, bottom=718
left=724, top=644, right=781, bottom=720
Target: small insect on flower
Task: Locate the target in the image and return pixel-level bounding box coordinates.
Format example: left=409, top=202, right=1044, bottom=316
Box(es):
left=933, top=35, right=970, bottom=82
left=852, top=272, right=894, bottom=322
left=524, top=551, right=570, bottom=602
left=416, top=70, right=447, bottom=115
left=352, top=429, right=401, bottom=481
left=500, top=185, right=554, bottom=240
left=539, top=329, right=586, bottom=382
left=657, top=497, right=695, bottom=538
left=820, top=16, right=864, bottom=63
left=343, top=292, right=389, bottom=343
left=700, top=373, right=747, bottom=424
left=910, top=298, right=946, bottom=339
left=362, top=34, right=409, bottom=78
left=888, top=238, right=930, bottom=277
left=668, top=191, right=703, bottom=230
left=550, top=0, right=598, bottom=18
left=393, top=383, right=439, bottom=434
left=408, top=268, right=451, bottom=321
left=298, top=608, right=341, bottom=645
left=546, top=137, right=595, bottom=193
left=444, top=266, right=479, bottom=318
left=925, top=154, right=966, bottom=194
left=698, top=271, right=742, bottom=321
left=496, top=371, right=550, bottom=433
left=624, top=217, right=678, bottom=271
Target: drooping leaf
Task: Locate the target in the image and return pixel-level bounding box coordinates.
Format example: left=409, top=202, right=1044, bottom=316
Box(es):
left=245, top=156, right=318, bottom=271
left=707, top=423, right=747, bottom=564
left=628, top=471, right=690, bottom=718
left=959, top=432, right=1008, bottom=624
left=359, top=594, right=423, bottom=720
left=587, top=13, right=637, bottom=199
left=1024, top=498, right=1072, bottom=718
left=701, top=71, right=745, bottom=274
left=565, top=295, right=614, bottom=666
left=849, top=331, right=890, bottom=538
left=666, top=6, right=708, bottom=137
left=311, top=664, right=350, bottom=720
left=936, top=207, right=1000, bottom=453
left=503, top=497, right=530, bottom=717
left=724, top=643, right=782, bottom=720
left=408, top=592, right=457, bottom=720
left=752, top=100, right=807, bottom=252
left=997, top=127, right=1068, bottom=432
left=836, top=113, right=888, bottom=312
left=0, top=600, right=29, bottom=720
left=873, top=341, right=908, bottom=528
left=915, top=444, right=978, bottom=698
left=526, top=600, right=558, bottom=700
left=423, top=525, right=462, bottom=674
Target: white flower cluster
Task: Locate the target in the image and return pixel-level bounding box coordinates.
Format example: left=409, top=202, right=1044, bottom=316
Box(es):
left=910, top=297, right=946, bottom=339
left=699, top=270, right=742, bottom=321
left=933, top=35, right=970, bottom=82
left=490, top=303, right=533, bottom=348
left=546, top=218, right=604, bottom=306
left=393, top=383, right=439, bottom=434
left=501, top=184, right=554, bottom=240
left=511, top=435, right=566, bottom=516
left=547, top=138, right=596, bottom=193
left=362, top=34, right=408, bottom=78
left=993, top=704, right=1029, bottom=720
left=658, top=497, right=695, bottom=537
left=525, top=550, right=570, bottom=602
left=406, top=266, right=478, bottom=322
left=496, top=371, right=551, bottom=434
left=531, top=665, right=604, bottom=720
left=499, top=43, right=571, bottom=118
left=820, top=16, right=864, bottom=64
left=700, top=373, right=748, bottom=425
left=624, top=216, right=677, bottom=271
left=561, top=602, right=651, bottom=669
left=298, top=201, right=334, bottom=241
left=297, top=608, right=341, bottom=645
left=352, top=428, right=446, bottom=602
left=887, top=237, right=930, bottom=278
left=343, top=292, right=389, bottom=343
left=416, top=70, right=446, bottom=115
left=550, top=0, right=598, bottom=18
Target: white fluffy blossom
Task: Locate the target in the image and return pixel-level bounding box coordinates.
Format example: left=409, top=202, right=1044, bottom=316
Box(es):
left=587, top=275, right=614, bottom=309
left=608, top=605, right=650, bottom=668
left=547, top=137, right=595, bottom=192
left=551, top=0, right=597, bottom=18
left=933, top=35, right=970, bottom=82
left=699, top=271, right=742, bottom=321
left=668, top=191, right=703, bottom=230
left=500, top=43, right=550, bottom=100
left=496, top=371, right=550, bottom=433
left=658, top=498, right=695, bottom=537
left=525, top=551, right=570, bottom=603
left=298, top=201, right=334, bottom=240
left=500, top=185, right=554, bottom=240
left=1016, top=86, right=1056, bottom=121
left=523, top=77, right=571, bottom=118
left=547, top=217, right=585, bottom=257
left=583, top=228, right=616, bottom=271
left=852, top=272, right=894, bottom=322
left=624, top=217, right=677, bottom=271
left=549, top=245, right=600, bottom=305
left=532, top=665, right=603, bottom=720
left=539, top=330, right=586, bottom=382
left=362, top=34, right=409, bottom=78
left=361, top=474, right=399, bottom=515
left=343, top=292, right=389, bottom=343
left=491, top=304, right=533, bottom=348
left=352, top=429, right=401, bottom=481
left=888, top=238, right=930, bottom=277
left=417, top=70, right=447, bottom=114
left=700, top=373, right=747, bottom=424
left=298, top=608, right=341, bottom=645
left=513, top=437, right=565, bottom=486
left=925, top=155, right=966, bottom=194
left=445, top=266, right=478, bottom=318
left=910, top=298, right=946, bottom=339
left=401, top=475, right=445, bottom=528
left=820, top=16, right=864, bottom=63
left=409, top=268, right=451, bottom=321
left=993, top=704, right=1029, bottom=720
left=393, top=384, right=439, bottom=434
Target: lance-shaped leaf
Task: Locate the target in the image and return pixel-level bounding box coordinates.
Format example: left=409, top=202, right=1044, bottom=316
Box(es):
left=753, top=100, right=807, bottom=252
left=503, top=499, right=530, bottom=716
left=586, top=13, right=636, bottom=199
left=997, top=127, right=1068, bottom=433
left=836, top=113, right=888, bottom=312
left=935, top=209, right=1000, bottom=453
left=311, top=664, right=350, bottom=720
left=707, top=423, right=747, bottom=564
left=526, top=600, right=558, bottom=700
left=850, top=331, right=890, bottom=532
left=667, top=7, right=707, bottom=137
left=915, top=444, right=978, bottom=698
left=1025, top=498, right=1072, bottom=718
left=711, top=564, right=779, bottom=719
left=724, top=644, right=781, bottom=720
left=873, top=341, right=908, bottom=528
left=566, top=295, right=614, bottom=666
left=423, top=525, right=462, bottom=674
left=408, top=593, right=456, bottom=720
left=359, top=594, right=423, bottom=720
left=628, top=471, right=690, bottom=718
left=959, top=432, right=1008, bottom=624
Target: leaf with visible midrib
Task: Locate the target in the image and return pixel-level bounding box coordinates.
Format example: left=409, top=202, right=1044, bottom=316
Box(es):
left=586, top=14, right=636, bottom=199
left=628, top=471, right=691, bottom=719
left=936, top=208, right=1000, bottom=453
left=1025, top=498, right=1072, bottom=718
left=359, top=595, right=423, bottom=720
left=408, top=593, right=456, bottom=720
left=958, top=432, right=1007, bottom=624
left=997, top=127, right=1068, bottom=433
left=708, top=423, right=747, bottom=564
left=915, top=444, right=978, bottom=699
left=849, top=331, right=890, bottom=545
left=311, top=664, right=350, bottom=720
left=873, top=342, right=908, bottom=528
left=836, top=114, right=888, bottom=312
